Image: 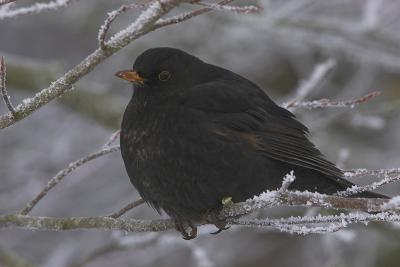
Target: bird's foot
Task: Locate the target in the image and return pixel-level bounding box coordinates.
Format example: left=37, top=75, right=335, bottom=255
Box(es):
left=175, top=220, right=197, bottom=240
left=203, top=206, right=230, bottom=235
left=210, top=220, right=230, bottom=235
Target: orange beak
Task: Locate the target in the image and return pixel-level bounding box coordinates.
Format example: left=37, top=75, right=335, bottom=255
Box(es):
left=115, top=70, right=145, bottom=84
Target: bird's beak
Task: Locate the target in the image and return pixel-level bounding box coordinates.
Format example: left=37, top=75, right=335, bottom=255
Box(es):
left=115, top=70, right=145, bottom=84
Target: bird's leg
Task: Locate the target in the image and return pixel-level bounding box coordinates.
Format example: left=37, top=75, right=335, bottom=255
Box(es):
left=205, top=196, right=233, bottom=235
left=175, top=220, right=197, bottom=240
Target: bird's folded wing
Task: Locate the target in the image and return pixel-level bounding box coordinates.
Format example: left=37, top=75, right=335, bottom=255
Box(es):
left=183, top=80, right=344, bottom=180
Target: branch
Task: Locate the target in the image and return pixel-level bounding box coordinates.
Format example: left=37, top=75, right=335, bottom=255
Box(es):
left=98, top=2, right=151, bottom=50
left=232, top=211, right=400, bottom=235
left=108, top=198, right=145, bottom=219
left=335, top=168, right=400, bottom=197
left=150, top=0, right=234, bottom=28
left=0, top=56, right=16, bottom=116
left=19, top=136, right=120, bottom=215
left=0, top=0, right=246, bottom=129
left=193, top=1, right=261, bottom=14
left=0, top=0, right=76, bottom=20
left=286, top=91, right=381, bottom=109
left=283, top=58, right=336, bottom=110
left=0, top=192, right=395, bottom=234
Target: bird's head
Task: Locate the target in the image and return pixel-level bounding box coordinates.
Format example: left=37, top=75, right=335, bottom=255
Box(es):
left=116, top=47, right=210, bottom=96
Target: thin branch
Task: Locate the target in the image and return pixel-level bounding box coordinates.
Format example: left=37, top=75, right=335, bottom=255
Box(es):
left=108, top=198, right=145, bottom=219
left=232, top=211, right=400, bottom=235
left=0, top=56, right=16, bottom=116
left=98, top=2, right=151, bottom=50
left=278, top=170, right=296, bottom=193
left=336, top=174, right=400, bottom=197
left=0, top=0, right=76, bottom=20
left=193, top=1, right=260, bottom=14
left=154, top=0, right=234, bottom=27
left=344, top=168, right=400, bottom=178
left=283, top=58, right=336, bottom=110
left=286, top=91, right=381, bottom=109
left=19, top=139, right=120, bottom=215
left=103, top=129, right=121, bottom=148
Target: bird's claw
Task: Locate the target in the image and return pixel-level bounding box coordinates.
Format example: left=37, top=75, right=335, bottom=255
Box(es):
left=210, top=225, right=230, bottom=235
left=175, top=220, right=197, bottom=240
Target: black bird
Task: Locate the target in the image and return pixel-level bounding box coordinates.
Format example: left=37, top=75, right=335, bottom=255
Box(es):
left=116, top=47, right=386, bottom=239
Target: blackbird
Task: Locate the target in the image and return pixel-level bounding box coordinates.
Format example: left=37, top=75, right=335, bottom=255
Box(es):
left=116, top=47, right=387, bottom=239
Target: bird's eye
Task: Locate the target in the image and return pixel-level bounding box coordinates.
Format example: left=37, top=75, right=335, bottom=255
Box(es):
left=158, top=70, right=171, bottom=82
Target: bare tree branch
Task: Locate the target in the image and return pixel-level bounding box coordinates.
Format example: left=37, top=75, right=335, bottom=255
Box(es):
left=0, top=0, right=77, bottom=20
left=193, top=1, right=261, bottom=14
left=108, top=199, right=145, bottom=219
left=0, top=0, right=250, bottom=129
left=283, top=58, right=336, bottom=110
left=19, top=141, right=120, bottom=215
left=0, top=56, right=16, bottom=116
left=0, top=189, right=397, bottom=234
left=285, top=91, right=381, bottom=109
left=98, top=2, right=151, bottom=50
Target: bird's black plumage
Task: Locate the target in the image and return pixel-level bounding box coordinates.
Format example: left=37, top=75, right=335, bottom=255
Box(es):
left=118, top=47, right=386, bottom=239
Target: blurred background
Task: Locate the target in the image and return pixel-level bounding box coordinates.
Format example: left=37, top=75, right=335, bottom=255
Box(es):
left=1, top=0, right=400, bottom=266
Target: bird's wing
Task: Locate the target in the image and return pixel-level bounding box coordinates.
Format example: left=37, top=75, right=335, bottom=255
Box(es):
left=182, top=80, right=343, bottom=179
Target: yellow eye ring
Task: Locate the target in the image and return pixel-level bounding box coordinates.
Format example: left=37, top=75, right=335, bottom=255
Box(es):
left=158, top=70, right=171, bottom=82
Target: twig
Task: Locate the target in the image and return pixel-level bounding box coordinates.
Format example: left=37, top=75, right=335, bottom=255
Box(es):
left=344, top=168, right=400, bottom=178
left=98, top=2, right=151, bottom=50
left=284, top=58, right=336, bottom=110
left=103, top=129, right=121, bottom=148
left=278, top=170, right=296, bottom=193
left=286, top=91, right=381, bottom=109
left=0, top=56, right=16, bottom=116
left=108, top=198, right=145, bottom=219
left=153, top=0, right=234, bottom=27
left=19, top=134, right=121, bottom=215
left=232, top=211, right=400, bottom=235
left=0, top=0, right=76, bottom=20
left=193, top=1, right=261, bottom=14
left=336, top=174, right=400, bottom=197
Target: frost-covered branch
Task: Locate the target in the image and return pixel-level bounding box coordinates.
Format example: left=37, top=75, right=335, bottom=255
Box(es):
left=232, top=212, right=400, bottom=235
left=108, top=198, right=145, bottom=219
left=0, top=191, right=396, bottom=234
left=193, top=1, right=260, bottom=14
left=98, top=2, right=151, bottom=50
left=0, top=56, right=16, bottom=116
left=0, top=0, right=76, bottom=20
left=284, top=58, right=336, bottom=110
left=285, top=91, right=381, bottom=109
left=3, top=165, right=400, bottom=236
left=19, top=133, right=121, bottom=215
left=0, top=0, right=253, bottom=129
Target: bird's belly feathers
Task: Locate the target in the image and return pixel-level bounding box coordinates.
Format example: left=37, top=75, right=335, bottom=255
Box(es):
left=120, top=117, right=287, bottom=221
